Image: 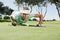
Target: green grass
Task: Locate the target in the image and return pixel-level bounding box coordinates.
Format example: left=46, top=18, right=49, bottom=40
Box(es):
left=0, top=21, right=60, bottom=40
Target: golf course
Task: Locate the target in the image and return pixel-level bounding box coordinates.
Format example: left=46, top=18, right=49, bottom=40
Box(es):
left=0, top=21, right=60, bottom=40
left=0, top=0, right=60, bottom=40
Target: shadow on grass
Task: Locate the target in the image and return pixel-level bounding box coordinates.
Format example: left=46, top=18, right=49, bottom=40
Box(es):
left=29, top=25, right=46, bottom=27
left=9, top=23, right=46, bottom=28
left=20, top=24, right=45, bottom=27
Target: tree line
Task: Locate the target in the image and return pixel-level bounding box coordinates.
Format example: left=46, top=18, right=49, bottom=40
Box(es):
left=15, top=0, right=60, bottom=18
left=0, top=0, right=60, bottom=18
left=0, top=2, right=14, bottom=15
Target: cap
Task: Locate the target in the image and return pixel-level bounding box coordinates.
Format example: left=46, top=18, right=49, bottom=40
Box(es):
left=20, top=10, right=29, bottom=14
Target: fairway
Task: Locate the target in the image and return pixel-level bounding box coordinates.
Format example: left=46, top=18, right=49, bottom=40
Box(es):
left=0, top=21, right=60, bottom=40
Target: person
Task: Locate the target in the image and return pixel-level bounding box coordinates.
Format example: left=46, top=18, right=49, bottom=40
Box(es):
left=10, top=7, right=29, bottom=26
left=34, top=14, right=43, bottom=26
left=10, top=7, right=43, bottom=26
left=10, top=11, right=21, bottom=26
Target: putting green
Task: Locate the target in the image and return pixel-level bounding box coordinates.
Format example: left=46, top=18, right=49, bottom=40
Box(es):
left=0, top=21, right=60, bottom=40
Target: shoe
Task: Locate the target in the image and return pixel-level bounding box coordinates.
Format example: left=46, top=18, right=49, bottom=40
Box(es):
left=36, top=24, right=42, bottom=27
left=12, top=22, right=16, bottom=26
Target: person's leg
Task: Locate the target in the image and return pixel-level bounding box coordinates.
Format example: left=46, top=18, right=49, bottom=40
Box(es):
left=10, top=16, right=17, bottom=26
left=38, top=14, right=43, bottom=26
left=34, top=14, right=43, bottom=26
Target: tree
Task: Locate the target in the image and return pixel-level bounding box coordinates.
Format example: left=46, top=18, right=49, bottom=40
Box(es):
left=15, top=0, right=25, bottom=10
left=14, top=0, right=48, bottom=19
left=0, top=2, right=13, bottom=15
left=3, top=6, right=9, bottom=15
left=48, top=0, right=60, bottom=18
left=8, top=9, right=14, bottom=15
left=15, top=0, right=20, bottom=10
left=2, top=6, right=14, bottom=15
left=0, top=2, right=4, bottom=13
left=0, top=2, right=3, bottom=7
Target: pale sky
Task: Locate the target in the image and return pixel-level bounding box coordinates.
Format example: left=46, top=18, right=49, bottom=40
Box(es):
left=0, top=0, right=60, bottom=20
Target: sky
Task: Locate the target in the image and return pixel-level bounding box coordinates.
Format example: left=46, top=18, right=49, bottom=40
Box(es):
left=0, top=0, right=60, bottom=20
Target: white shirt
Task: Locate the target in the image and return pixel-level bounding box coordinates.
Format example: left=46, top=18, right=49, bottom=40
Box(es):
left=10, top=10, right=29, bottom=19
left=10, top=11, right=20, bottom=19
